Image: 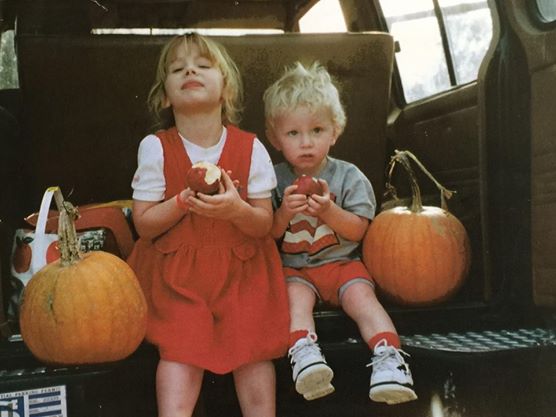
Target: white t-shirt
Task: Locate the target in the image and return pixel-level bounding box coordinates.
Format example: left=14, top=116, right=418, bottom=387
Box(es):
left=132, top=126, right=277, bottom=201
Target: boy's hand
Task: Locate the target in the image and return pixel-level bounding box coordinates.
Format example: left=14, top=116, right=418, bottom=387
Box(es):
left=278, top=184, right=310, bottom=221
left=304, top=179, right=332, bottom=217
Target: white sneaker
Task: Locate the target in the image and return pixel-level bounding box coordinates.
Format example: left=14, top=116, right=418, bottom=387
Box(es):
left=368, top=340, right=418, bottom=404
left=288, top=332, right=335, bottom=400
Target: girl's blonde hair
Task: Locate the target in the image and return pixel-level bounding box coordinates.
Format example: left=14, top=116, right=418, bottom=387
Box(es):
left=263, top=62, right=346, bottom=134
left=148, top=33, right=243, bottom=128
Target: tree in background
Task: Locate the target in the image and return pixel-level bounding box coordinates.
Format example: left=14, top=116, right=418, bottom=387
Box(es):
left=0, top=31, right=18, bottom=89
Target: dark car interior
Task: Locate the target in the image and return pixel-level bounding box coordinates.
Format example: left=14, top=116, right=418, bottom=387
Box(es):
left=0, top=1, right=555, bottom=416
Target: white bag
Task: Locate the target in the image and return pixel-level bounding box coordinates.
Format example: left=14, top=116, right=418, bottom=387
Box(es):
left=9, top=187, right=133, bottom=317
left=10, top=187, right=65, bottom=286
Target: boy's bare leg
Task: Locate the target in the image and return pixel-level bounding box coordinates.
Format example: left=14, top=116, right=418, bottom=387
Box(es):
left=341, top=282, right=417, bottom=405
left=287, top=281, right=335, bottom=400
left=340, top=282, right=396, bottom=340
left=288, top=282, right=317, bottom=332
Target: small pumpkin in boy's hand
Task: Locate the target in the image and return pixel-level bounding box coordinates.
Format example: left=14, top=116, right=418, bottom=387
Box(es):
left=186, top=161, right=222, bottom=194
left=293, top=175, right=323, bottom=196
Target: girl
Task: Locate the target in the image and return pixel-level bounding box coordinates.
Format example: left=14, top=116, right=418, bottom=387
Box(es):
left=127, top=33, right=289, bottom=417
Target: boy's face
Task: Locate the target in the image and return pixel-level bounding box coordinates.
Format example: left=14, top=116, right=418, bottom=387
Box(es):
left=268, top=106, right=339, bottom=177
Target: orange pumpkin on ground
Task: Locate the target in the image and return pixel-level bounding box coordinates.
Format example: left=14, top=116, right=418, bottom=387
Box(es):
left=19, top=187, right=147, bottom=365
left=362, top=151, right=471, bottom=306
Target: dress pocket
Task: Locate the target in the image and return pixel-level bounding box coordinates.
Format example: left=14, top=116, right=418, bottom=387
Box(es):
left=232, top=241, right=257, bottom=261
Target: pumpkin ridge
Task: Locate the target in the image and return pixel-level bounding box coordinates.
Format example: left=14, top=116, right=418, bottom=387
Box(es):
left=382, top=213, right=399, bottom=280
left=426, top=214, right=448, bottom=302
left=46, top=267, right=62, bottom=325
left=106, top=256, right=130, bottom=359
left=82, top=256, right=110, bottom=362
left=32, top=269, right=60, bottom=362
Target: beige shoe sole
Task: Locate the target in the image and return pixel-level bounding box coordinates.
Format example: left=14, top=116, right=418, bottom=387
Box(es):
left=369, top=383, right=418, bottom=404
left=303, top=383, right=335, bottom=401
left=295, top=363, right=335, bottom=401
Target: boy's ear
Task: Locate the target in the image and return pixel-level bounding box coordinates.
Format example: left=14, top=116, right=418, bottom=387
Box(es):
left=266, top=128, right=281, bottom=151
left=331, top=125, right=343, bottom=145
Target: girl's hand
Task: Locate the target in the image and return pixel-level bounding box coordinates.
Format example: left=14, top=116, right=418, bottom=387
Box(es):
left=178, top=187, right=196, bottom=209
left=304, top=179, right=332, bottom=217
left=186, top=169, right=243, bottom=220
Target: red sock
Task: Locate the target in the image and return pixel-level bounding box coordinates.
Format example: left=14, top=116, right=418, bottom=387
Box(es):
left=368, top=332, right=400, bottom=351
left=289, top=329, right=309, bottom=347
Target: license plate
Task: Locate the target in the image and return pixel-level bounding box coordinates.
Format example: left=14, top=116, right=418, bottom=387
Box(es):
left=0, top=385, right=67, bottom=417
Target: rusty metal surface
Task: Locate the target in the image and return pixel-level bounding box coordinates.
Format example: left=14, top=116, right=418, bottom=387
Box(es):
left=402, top=327, right=556, bottom=353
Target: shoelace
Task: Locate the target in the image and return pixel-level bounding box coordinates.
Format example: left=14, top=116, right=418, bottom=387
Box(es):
left=288, top=335, right=322, bottom=366
left=366, top=345, right=411, bottom=371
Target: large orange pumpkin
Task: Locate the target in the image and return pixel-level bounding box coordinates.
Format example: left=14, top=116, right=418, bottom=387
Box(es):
left=19, top=188, right=147, bottom=365
left=362, top=151, right=471, bottom=306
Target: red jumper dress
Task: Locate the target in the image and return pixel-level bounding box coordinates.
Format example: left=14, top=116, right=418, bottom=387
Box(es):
left=128, top=126, right=290, bottom=374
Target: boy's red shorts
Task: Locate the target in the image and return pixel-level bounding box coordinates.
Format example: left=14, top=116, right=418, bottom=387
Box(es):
left=283, top=261, right=375, bottom=306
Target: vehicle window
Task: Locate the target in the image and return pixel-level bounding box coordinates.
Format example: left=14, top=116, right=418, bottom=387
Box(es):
left=91, top=28, right=283, bottom=35
left=379, top=0, right=492, bottom=103
left=535, top=0, right=556, bottom=23
left=299, top=0, right=347, bottom=33
left=0, top=30, right=19, bottom=89
left=92, top=0, right=347, bottom=36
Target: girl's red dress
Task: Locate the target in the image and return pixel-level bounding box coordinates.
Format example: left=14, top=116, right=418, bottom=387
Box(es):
left=128, top=126, right=289, bottom=374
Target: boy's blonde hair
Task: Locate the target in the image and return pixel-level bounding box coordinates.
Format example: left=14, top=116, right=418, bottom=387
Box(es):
left=263, top=62, right=346, bottom=134
left=148, top=33, right=243, bottom=128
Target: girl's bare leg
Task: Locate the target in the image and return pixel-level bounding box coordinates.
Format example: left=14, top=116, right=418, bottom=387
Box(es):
left=233, top=360, right=276, bottom=417
left=156, top=359, right=204, bottom=417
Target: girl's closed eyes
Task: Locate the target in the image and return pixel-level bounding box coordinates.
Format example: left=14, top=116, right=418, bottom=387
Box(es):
left=168, top=57, right=213, bottom=73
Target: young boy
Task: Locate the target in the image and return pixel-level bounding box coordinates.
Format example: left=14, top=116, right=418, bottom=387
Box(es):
left=263, top=62, right=417, bottom=405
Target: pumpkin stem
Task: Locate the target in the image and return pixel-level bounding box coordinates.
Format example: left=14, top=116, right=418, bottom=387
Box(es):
left=387, top=150, right=455, bottom=211
left=52, top=188, right=81, bottom=265
left=387, top=151, right=423, bottom=212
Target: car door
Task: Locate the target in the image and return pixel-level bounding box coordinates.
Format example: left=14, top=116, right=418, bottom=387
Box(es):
left=374, top=0, right=493, bottom=309
left=484, top=0, right=556, bottom=308
left=377, top=0, right=556, bottom=311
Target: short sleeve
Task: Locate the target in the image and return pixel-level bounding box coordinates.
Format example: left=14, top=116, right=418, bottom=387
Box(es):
left=341, top=165, right=376, bottom=220
left=247, top=138, right=277, bottom=199
left=131, top=134, right=166, bottom=201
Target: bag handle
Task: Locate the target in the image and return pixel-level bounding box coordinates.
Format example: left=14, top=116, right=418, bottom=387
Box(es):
left=0, top=219, right=12, bottom=338
left=30, top=186, right=62, bottom=273
left=25, top=200, right=134, bottom=260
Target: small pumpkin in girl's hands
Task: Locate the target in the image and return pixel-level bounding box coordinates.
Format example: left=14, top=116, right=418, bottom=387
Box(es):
left=186, top=161, right=222, bottom=194
left=293, top=175, right=323, bottom=196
